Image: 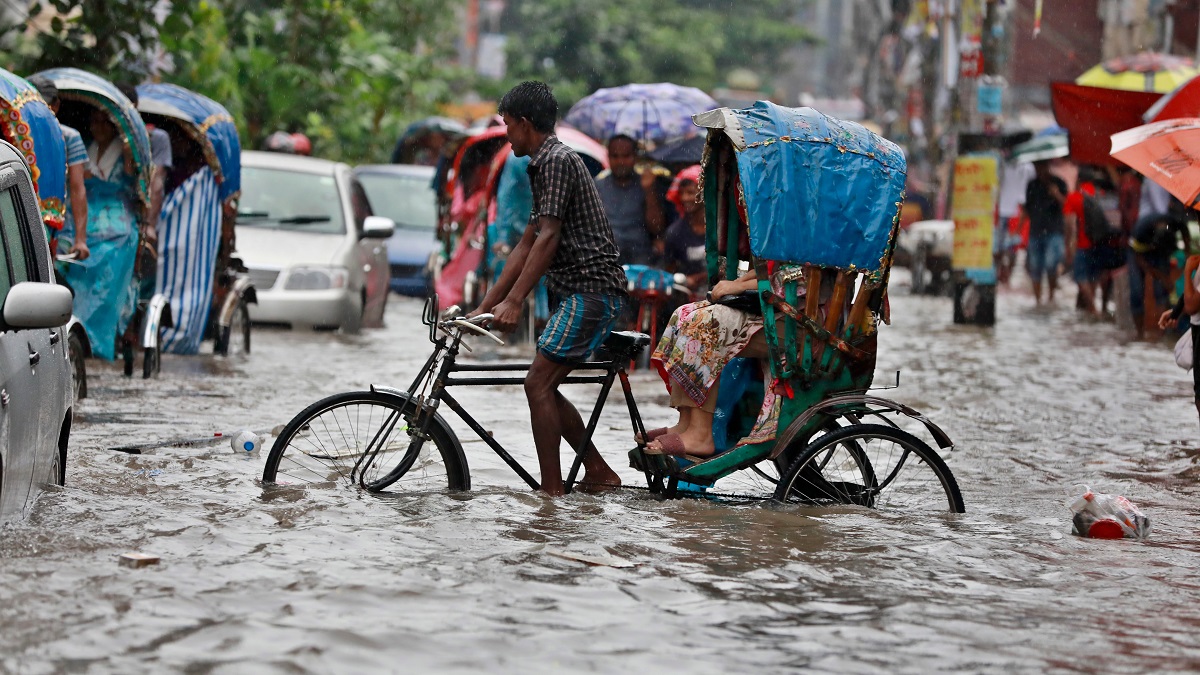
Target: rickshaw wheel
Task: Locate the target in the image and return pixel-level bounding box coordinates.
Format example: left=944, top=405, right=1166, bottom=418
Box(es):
left=775, top=424, right=964, bottom=513
left=215, top=300, right=251, bottom=356
left=122, top=341, right=135, bottom=377
left=262, top=390, right=470, bottom=493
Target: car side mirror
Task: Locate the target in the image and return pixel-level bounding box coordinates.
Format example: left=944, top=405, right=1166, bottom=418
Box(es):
left=3, top=282, right=72, bottom=330
left=361, top=215, right=395, bottom=239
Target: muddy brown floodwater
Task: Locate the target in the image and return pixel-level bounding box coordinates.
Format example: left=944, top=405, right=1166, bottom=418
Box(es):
left=2, top=277, right=1199, bottom=674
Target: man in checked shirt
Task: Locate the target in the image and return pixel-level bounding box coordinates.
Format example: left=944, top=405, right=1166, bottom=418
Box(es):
left=471, top=81, right=628, bottom=496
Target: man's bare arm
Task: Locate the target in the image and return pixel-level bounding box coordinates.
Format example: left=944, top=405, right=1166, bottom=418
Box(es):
left=474, top=222, right=537, bottom=314
left=66, top=164, right=89, bottom=259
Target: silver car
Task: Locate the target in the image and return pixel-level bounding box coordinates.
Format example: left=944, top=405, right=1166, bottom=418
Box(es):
left=0, top=140, right=76, bottom=522
left=235, top=151, right=394, bottom=332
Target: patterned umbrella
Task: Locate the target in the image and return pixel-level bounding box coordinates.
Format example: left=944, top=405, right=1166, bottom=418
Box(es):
left=1076, top=51, right=1199, bottom=94
left=564, top=83, right=718, bottom=145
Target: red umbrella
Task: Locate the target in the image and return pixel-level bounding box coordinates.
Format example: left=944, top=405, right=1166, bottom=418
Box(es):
left=1051, top=82, right=1161, bottom=165
left=1143, top=74, right=1200, bottom=122
left=1110, top=117, right=1200, bottom=207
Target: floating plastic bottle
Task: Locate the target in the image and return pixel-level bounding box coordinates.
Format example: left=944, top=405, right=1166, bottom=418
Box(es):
left=231, top=430, right=263, bottom=455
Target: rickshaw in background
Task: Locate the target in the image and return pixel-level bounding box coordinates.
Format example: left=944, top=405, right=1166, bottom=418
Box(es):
left=135, top=82, right=253, bottom=357
left=263, top=102, right=964, bottom=514
left=0, top=68, right=89, bottom=397
left=433, top=125, right=508, bottom=264
left=435, top=125, right=608, bottom=343
left=36, top=67, right=171, bottom=379
left=390, top=116, right=466, bottom=166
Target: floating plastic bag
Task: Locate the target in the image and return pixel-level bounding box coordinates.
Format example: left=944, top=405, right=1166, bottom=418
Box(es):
left=1068, top=486, right=1151, bottom=540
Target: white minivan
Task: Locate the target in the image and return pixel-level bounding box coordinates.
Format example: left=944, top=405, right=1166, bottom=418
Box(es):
left=0, top=140, right=76, bottom=522
left=235, top=151, right=394, bottom=332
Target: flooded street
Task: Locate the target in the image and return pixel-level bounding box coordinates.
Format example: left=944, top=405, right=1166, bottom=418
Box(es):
left=3, top=278, right=1200, bottom=674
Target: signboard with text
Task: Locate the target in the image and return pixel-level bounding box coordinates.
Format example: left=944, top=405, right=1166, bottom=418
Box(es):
left=951, top=155, right=997, bottom=271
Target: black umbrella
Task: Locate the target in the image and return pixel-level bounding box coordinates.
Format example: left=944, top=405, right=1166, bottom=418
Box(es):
left=649, top=135, right=706, bottom=164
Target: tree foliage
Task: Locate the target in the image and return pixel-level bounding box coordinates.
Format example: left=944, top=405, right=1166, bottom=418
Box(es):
left=500, top=0, right=812, bottom=105
left=5, top=0, right=466, bottom=162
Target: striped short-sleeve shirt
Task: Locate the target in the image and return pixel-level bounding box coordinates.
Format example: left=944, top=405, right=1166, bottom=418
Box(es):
left=527, top=135, right=626, bottom=297
left=60, top=123, right=88, bottom=168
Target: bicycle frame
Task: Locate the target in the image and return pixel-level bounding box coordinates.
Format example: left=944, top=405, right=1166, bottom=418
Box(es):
left=399, top=322, right=650, bottom=494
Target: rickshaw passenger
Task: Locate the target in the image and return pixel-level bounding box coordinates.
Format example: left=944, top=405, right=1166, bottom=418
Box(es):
left=647, top=267, right=834, bottom=458
left=646, top=270, right=761, bottom=458
left=61, top=108, right=140, bottom=360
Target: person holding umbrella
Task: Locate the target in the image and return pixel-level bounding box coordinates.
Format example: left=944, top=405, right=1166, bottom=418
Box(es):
left=594, top=134, right=666, bottom=265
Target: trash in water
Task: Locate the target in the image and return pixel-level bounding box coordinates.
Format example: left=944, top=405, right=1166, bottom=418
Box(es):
left=1069, top=486, right=1151, bottom=540
left=230, top=430, right=264, bottom=455
left=118, top=552, right=161, bottom=568
left=133, top=469, right=163, bottom=477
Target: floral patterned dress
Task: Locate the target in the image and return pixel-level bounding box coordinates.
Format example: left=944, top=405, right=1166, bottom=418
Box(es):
left=651, top=300, right=764, bottom=407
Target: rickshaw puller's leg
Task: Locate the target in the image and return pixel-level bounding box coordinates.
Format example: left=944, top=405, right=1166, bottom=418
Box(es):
left=525, top=354, right=594, bottom=496
left=555, top=390, right=621, bottom=492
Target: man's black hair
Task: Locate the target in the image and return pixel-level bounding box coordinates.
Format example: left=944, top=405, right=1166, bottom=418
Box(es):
left=28, top=75, right=58, bottom=106
left=607, top=134, right=637, bottom=150
left=498, top=81, right=557, bottom=134
left=116, top=82, right=138, bottom=106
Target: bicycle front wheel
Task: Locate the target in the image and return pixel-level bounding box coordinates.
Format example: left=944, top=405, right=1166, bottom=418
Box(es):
left=262, top=390, right=470, bottom=493
left=775, top=424, right=963, bottom=513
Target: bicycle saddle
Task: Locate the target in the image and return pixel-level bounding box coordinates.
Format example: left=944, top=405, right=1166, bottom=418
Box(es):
left=600, top=331, right=651, bottom=361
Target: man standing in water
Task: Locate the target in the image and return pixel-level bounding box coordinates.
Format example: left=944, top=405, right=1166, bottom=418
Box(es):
left=470, top=81, right=628, bottom=496
left=1024, top=160, right=1068, bottom=305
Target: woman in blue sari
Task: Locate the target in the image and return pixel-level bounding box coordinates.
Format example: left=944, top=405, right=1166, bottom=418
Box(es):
left=60, top=108, right=140, bottom=360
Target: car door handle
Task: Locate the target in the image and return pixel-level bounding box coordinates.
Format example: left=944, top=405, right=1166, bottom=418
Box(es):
left=49, top=331, right=60, bottom=345
left=28, top=351, right=39, bottom=367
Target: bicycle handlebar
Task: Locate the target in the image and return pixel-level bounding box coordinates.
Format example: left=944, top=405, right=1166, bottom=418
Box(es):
left=443, top=317, right=505, bottom=345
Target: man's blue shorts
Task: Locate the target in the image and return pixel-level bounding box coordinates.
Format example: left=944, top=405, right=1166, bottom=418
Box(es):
left=1027, top=233, right=1065, bottom=282
left=538, top=293, right=626, bottom=363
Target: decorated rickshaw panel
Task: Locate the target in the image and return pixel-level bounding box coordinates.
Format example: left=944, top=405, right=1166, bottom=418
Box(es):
left=0, top=68, right=67, bottom=228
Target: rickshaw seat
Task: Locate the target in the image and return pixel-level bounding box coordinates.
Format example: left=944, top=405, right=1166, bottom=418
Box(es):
left=600, top=331, right=651, bottom=361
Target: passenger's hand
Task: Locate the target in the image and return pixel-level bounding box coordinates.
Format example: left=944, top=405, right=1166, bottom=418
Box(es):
left=1157, top=308, right=1176, bottom=329
left=489, top=298, right=521, bottom=332
left=68, top=240, right=90, bottom=261
left=710, top=279, right=741, bottom=300
left=143, top=226, right=157, bottom=246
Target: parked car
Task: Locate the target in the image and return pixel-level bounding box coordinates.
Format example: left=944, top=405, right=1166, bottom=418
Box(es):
left=354, top=164, right=439, bottom=297
left=0, top=140, right=76, bottom=522
left=235, top=151, right=395, bottom=331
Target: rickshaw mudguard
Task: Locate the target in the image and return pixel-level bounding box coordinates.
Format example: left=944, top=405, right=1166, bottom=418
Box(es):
left=218, top=275, right=256, bottom=328
left=139, top=294, right=173, bottom=349
left=771, top=393, right=955, bottom=456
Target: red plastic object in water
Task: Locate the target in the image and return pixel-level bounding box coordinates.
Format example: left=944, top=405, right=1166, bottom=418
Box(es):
left=1088, top=518, right=1125, bottom=539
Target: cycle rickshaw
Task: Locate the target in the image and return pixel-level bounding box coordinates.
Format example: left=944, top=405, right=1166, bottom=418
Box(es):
left=36, top=68, right=172, bottom=379
left=135, top=82, right=253, bottom=357
left=263, top=102, right=964, bottom=513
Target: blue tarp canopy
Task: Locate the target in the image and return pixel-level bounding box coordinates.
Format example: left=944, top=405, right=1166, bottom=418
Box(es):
left=695, top=101, right=906, bottom=276
left=0, top=68, right=66, bottom=227
left=36, top=67, right=153, bottom=214
left=136, top=82, right=241, bottom=202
